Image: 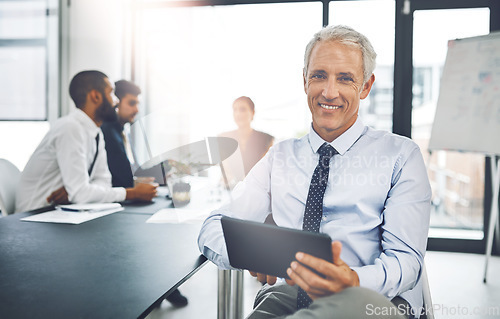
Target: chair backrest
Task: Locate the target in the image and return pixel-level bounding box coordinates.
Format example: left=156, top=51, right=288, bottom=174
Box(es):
left=0, top=159, right=21, bottom=216
left=421, top=261, right=435, bottom=319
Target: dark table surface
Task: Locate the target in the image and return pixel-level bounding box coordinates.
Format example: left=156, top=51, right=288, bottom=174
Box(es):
left=0, top=197, right=207, bottom=319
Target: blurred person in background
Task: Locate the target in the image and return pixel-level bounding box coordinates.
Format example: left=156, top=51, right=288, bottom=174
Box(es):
left=219, top=96, right=274, bottom=187
left=16, top=71, right=157, bottom=213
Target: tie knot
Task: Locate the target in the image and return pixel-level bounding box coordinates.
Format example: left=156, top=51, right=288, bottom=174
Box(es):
left=318, top=143, right=336, bottom=159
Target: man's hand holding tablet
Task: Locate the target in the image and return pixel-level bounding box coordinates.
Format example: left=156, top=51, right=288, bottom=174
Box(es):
left=221, top=216, right=360, bottom=301
left=285, top=241, right=360, bottom=300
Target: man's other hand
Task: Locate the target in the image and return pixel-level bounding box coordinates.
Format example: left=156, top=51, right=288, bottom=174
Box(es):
left=126, top=182, right=158, bottom=201
left=46, top=186, right=70, bottom=205
left=285, top=241, right=360, bottom=300
left=248, top=271, right=278, bottom=285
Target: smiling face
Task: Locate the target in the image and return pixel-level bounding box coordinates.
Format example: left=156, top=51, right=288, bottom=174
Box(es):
left=304, top=40, right=374, bottom=142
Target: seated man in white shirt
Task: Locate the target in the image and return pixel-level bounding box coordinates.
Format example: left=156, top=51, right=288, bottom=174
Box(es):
left=198, top=25, right=431, bottom=319
left=15, top=70, right=157, bottom=213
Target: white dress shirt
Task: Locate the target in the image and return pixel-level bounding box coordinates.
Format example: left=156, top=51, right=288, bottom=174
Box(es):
left=15, top=109, right=126, bottom=212
left=198, top=118, right=431, bottom=314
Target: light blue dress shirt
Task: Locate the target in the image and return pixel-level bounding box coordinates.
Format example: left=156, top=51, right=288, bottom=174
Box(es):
left=198, top=118, right=431, bottom=314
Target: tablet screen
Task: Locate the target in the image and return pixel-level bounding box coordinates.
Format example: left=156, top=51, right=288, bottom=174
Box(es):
left=221, top=216, right=332, bottom=279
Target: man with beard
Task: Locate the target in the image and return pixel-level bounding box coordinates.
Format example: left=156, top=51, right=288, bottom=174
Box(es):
left=15, top=70, right=157, bottom=213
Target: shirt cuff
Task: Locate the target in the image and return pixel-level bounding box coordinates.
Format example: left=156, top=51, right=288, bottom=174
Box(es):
left=350, top=265, right=381, bottom=293
left=202, top=245, right=235, bottom=270
left=114, top=187, right=127, bottom=202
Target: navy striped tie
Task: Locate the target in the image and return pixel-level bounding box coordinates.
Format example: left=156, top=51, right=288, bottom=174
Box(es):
left=297, top=143, right=336, bottom=310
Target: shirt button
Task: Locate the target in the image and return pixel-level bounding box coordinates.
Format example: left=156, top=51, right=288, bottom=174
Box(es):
left=322, top=216, right=327, bottom=221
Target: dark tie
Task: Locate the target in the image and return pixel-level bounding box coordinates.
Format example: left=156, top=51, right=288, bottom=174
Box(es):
left=88, top=134, right=100, bottom=176
left=297, top=143, right=337, bottom=310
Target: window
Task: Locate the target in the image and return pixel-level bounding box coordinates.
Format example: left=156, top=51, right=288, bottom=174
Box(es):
left=134, top=2, right=322, bottom=150
left=0, top=0, right=57, bottom=169
left=329, top=0, right=395, bottom=132
left=0, top=1, right=48, bottom=120
left=411, top=8, right=490, bottom=239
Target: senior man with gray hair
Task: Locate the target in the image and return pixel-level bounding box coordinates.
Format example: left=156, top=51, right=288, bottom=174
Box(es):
left=198, top=25, right=431, bottom=319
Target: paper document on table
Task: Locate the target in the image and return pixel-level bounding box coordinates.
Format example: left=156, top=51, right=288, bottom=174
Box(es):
left=21, top=204, right=124, bottom=224
left=146, top=208, right=210, bottom=224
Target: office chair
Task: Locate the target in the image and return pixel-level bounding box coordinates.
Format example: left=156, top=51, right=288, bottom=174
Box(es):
left=0, top=159, right=21, bottom=216
left=420, top=261, right=435, bottom=319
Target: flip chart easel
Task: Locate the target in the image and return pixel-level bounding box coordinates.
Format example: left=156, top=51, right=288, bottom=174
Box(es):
left=428, top=31, right=500, bottom=283
left=484, top=156, right=500, bottom=282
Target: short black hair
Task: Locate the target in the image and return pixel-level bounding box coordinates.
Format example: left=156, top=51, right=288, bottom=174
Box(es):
left=114, top=80, right=141, bottom=100
left=69, top=70, right=108, bottom=109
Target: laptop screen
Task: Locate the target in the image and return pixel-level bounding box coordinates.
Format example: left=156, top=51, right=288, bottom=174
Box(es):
left=133, top=162, right=168, bottom=186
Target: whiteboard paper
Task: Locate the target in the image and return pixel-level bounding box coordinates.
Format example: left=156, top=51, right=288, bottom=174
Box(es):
left=429, top=31, right=500, bottom=155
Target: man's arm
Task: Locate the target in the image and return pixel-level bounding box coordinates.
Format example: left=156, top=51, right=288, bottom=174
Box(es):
left=350, top=146, right=431, bottom=299
left=198, top=149, right=274, bottom=270
left=48, top=182, right=157, bottom=205
left=55, top=126, right=126, bottom=203
left=92, top=133, right=157, bottom=201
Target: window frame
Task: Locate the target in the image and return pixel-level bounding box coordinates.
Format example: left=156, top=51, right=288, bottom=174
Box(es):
left=0, top=0, right=59, bottom=122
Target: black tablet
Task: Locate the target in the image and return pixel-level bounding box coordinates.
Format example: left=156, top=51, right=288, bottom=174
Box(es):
left=221, top=216, right=332, bottom=279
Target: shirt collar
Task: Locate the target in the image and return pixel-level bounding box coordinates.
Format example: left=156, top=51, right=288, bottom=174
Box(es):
left=71, top=108, right=101, bottom=136
left=308, top=117, right=365, bottom=156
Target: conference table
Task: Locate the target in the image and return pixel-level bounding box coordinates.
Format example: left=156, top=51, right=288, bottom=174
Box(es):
left=0, top=196, right=208, bottom=318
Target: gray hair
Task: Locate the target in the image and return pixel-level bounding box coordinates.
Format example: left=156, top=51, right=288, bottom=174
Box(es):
left=303, top=25, right=377, bottom=84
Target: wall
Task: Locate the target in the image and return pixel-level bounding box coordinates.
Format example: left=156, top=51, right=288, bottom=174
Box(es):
left=60, top=0, right=128, bottom=115
left=0, top=0, right=128, bottom=170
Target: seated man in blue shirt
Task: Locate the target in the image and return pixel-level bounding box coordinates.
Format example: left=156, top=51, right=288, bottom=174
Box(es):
left=101, top=80, right=188, bottom=308
left=198, top=25, right=431, bottom=319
